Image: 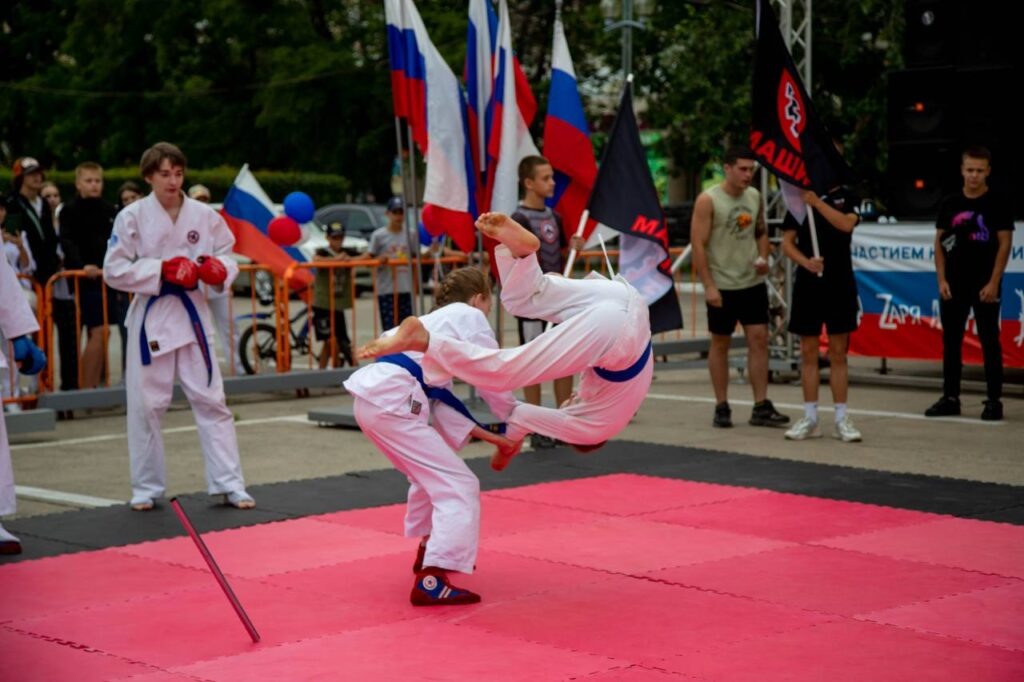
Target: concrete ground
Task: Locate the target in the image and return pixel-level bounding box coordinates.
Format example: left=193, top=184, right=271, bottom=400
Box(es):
left=6, top=358, right=1020, bottom=521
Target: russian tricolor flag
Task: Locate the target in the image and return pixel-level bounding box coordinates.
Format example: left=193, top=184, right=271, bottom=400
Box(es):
left=220, top=165, right=312, bottom=290
left=386, top=0, right=478, bottom=253
left=484, top=0, right=539, bottom=215
left=385, top=0, right=427, bottom=153
left=465, top=0, right=497, bottom=189
left=543, top=14, right=597, bottom=242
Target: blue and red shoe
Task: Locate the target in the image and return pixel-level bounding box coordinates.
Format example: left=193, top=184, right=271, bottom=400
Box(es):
left=410, top=568, right=481, bottom=606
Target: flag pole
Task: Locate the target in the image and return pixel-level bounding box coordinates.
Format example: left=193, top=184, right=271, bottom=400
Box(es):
left=405, top=123, right=426, bottom=314
left=806, top=205, right=823, bottom=278
left=561, top=209, right=589, bottom=277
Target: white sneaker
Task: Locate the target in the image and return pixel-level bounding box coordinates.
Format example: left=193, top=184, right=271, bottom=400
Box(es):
left=834, top=416, right=862, bottom=442
left=784, top=416, right=822, bottom=440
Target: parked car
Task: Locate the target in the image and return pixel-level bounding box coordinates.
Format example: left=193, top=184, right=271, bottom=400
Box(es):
left=314, top=203, right=389, bottom=242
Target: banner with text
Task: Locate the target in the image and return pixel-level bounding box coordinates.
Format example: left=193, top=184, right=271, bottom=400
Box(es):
left=850, top=223, right=1024, bottom=367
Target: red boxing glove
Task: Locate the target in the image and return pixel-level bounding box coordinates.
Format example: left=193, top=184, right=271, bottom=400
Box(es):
left=161, top=256, right=200, bottom=289
left=197, top=255, right=228, bottom=286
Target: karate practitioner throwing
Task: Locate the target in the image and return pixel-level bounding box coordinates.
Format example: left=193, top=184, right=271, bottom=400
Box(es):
left=1, top=254, right=47, bottom=554
left=346, top=267, right=520, bottom=605
left=104, top=142, right=255, bottom=511
left=358, top=212, right=654, bottom=471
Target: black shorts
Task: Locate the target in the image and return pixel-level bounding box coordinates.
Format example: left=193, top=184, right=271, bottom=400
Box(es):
left=516, top=316, right=551, bottom=344
left=787, top=278, right=859, bottom=337
left=707, top=283, right=769, bottom=336
left=80, top=289, right=112, bottom=329
left=312, top=307, right=351, bottom=343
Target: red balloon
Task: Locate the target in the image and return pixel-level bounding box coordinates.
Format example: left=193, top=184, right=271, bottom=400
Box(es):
left=268, top=215, right=301, bottom=246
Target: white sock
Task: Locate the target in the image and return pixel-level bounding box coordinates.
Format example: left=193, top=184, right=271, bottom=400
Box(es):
left=835, top=403, right=848, bottom=422
left=804, top=402, right=818, bottom=422
left=0, top=522, right=20, bottom=543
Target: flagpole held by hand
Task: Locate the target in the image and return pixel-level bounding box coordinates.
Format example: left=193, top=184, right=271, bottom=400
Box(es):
left=562, top=209, right=590, bottom=277
left=806, top=203, right=823, bottom=278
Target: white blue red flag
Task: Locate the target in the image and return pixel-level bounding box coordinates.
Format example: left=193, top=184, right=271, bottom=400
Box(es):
left=543, top=13, right=597, bottom=242
left=484, top=0, right=539, bottom=215
left=465, top=0, right=498, bottom=188
left=385, top=0, right=427, bottom=153
left=389, top=0, right=478, bottom=252
left=220, top=165, right=313, bottom=290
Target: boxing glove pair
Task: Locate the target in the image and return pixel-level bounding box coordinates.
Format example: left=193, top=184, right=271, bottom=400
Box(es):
left=161, top=255, right=227, bottom=289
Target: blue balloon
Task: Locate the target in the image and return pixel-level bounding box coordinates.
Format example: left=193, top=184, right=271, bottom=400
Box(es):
left=283, top=191, right=315, bottom=223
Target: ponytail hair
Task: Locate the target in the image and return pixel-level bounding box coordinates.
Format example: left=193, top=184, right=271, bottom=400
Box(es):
left=434, top=266, right=491, bottom=308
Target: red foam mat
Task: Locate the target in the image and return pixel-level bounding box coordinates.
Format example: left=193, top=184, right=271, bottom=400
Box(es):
left=2, top=475, right=1021, bottom=680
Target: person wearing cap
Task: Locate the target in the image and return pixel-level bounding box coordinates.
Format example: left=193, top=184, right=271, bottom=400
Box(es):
left=188, top=184, right=212, bottom=203
left=5, top=157, right=79, bottom=391
left=312, top=222, right=354, bottom=368
left=369, top=196, right=417, bottom=330
left=103, top=142, right=255, bottom=512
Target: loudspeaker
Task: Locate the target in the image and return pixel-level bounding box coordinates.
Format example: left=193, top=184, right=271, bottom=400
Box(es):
left=887, top=67, right=955, bottom=141
left=888, top=140, right=960, bottom=217
left=903, top=0, right=954, bottom=67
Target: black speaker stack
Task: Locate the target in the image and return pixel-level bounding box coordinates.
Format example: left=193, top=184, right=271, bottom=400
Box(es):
left=887, top=1, right=1021, bottom=218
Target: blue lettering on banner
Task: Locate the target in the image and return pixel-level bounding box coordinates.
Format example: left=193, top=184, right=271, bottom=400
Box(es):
left=851, top=245, right=928, bottom=260
left=1013, top=245, right=1024, bottom=261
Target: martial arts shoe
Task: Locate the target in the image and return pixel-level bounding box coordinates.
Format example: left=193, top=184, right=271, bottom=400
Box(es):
left=833, top=416, right=863, bottom=442
left=981, top=400, right=1003, bottom=421
left=712, top=402, right=732, bottom=428
left=410, top=568, right=481, bottom=606
left=925, top=395, right=960, bottom=417
left=224, top=491, right=256, bottom=509
left=749, top=400, right=790, bottom=427
left=0, top=523, right=22, bottom=555
left=412, top=537, right=428, bottom=573
left=130, top=496, right=155, bottom=511
left=784, top=416, right=822, bottom=440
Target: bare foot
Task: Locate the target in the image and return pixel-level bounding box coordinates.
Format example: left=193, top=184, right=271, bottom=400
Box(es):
left=355, top=316, right=430, bottom=360
left=490, top=437, right=524, bottom=471
left=475, top=212, right=540, bottom=257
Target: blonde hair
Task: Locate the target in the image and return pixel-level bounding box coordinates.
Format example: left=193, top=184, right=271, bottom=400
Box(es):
left=434, top=267, right=491, bottom=308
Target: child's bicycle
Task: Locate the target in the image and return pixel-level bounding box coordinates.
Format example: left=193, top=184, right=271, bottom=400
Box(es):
left=236, top=305, right=312, bottom=375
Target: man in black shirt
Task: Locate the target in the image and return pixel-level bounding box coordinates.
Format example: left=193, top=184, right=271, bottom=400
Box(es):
left=781, top=183, right=862, bottom=441
left=60, top=162, right=118, bottom=388
left=926, top=146, right=1013, bottom=421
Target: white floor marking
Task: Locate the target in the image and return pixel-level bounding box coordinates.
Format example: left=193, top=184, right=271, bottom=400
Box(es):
left=644, top=393, right=1004, bottom=426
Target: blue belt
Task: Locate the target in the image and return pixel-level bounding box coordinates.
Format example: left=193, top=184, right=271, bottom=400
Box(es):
left=593, top=340, right=652, bottom=382
left=139, top=282, right=213, bottom=386
left=377, top=353, right=505, bottom=433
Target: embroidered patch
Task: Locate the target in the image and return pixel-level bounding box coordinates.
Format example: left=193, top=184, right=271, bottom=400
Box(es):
left=187, top=230, right=200, bottom=244
left=149, top=341, right=160, bottom=352
left=410, top=399, right=422, bottom=415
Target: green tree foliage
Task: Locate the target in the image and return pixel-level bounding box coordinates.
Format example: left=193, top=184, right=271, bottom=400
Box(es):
left=1, top=0, right=900, bottom=204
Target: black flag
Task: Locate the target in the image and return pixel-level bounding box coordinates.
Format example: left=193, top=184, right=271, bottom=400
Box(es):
left=751, top=0, right=850, bottom=208
left=588, top=80, right=683, bottom=334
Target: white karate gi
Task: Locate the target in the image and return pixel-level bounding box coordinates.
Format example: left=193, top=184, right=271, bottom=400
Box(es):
left=421, top=246, right=653, bottom=445
left=0, top=255, right=39, bottom=516
left=202, top=283, right=243, bottom=376
left=344, top=302, right=516, bottom=574
left=103, top=193, right=248, bottom=504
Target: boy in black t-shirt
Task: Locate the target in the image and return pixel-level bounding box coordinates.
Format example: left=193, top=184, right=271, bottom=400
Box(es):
left=781, top=185, right=862, bottom=442
left=926, top=146, right=1014, bottom=421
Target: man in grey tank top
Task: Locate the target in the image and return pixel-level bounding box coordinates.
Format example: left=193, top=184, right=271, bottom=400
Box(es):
left=691, top=147, right=789, bottom=429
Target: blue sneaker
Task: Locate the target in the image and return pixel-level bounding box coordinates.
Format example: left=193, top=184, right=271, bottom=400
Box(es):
left=410, top=569, right=481, bottom=606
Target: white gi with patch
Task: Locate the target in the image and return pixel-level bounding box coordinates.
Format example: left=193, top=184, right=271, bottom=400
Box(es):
left=344, top=302, right=516, bottom=574
left=0, top=255, right=39, bottom=516
left=103, top=193, right=248, bottom=503
left=421, top=245, right=653, bottom=445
